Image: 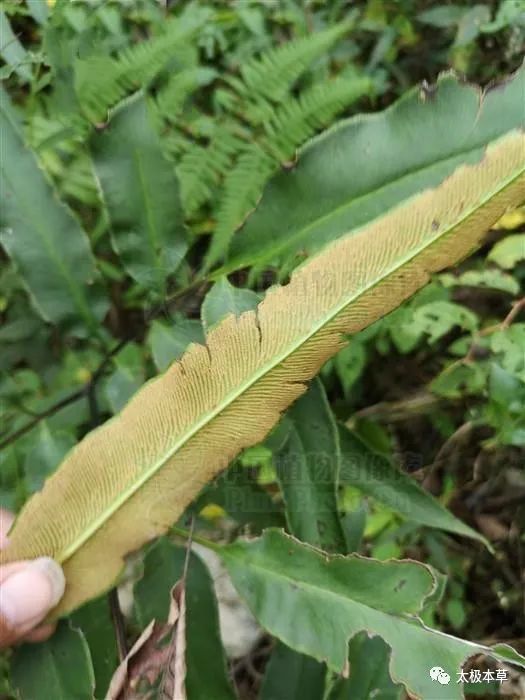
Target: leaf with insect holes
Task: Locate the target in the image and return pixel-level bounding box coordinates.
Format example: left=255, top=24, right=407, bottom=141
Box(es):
left=219, top=529, right=525, bottom=700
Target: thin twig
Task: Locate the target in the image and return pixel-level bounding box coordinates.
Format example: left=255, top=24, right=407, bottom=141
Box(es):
left=501, top=296, right=525, bottom=328
left=464, top=296, right=524, bottom=362
left=484, top=491, right=525, bottom=511
left=0, top=388, right=85, bottom=450
left=144, top=276, right=208, bottom=323
left=347, top=391, right=442, bottom=425
left=421, top=421, right=474, bottom=487
left=182, top=516, right=196, bottom=583
left=0, top=336, right=130, bottom=451
left=0, top=273, right=211, bottom=451
left=109, top=588, right=128, bottom=663
left=171, top=525, right=217, bottom=551
left=428, top=297, right=525, bottom=389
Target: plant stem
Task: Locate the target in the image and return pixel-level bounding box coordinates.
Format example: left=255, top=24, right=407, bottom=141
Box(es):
left=108, top=588, right=128, bottom=663
left=171, top=525, right=219, bottom=552
left=0, top=388, right=86, bottom=451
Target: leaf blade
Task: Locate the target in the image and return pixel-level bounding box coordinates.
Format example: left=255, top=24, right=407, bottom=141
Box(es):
left=219, top=529, right=525, bottom=699
left=275, top=379, right=346, bottom=552
left=3, top=130, right=524, bottom=615
left=0, top=102, right=107, bottom=333
left=339, top=424, right=488, bottom=545
left=223, top=66, right=525, bottom=274
left=12, top=621, right=95, bottom=700
left=260, top=642, right=326, bottom=700
left=201, top=277, right=260, bottom=331
left=92, top=94, right=188, bottom=294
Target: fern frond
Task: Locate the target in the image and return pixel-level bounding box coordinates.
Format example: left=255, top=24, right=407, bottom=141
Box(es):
left=75, top=17, right=202, bottom=124
left=236, top=21, right=352, bottom=103
left=205, top=77, right=370, bottom=266
left=155, top=67, right=217, bottom=122
left=4, top=132, right=523, bottom=616
left=233, top=91, right=276, bottom=127
left=178, top=144, right=216, bottom=213
left=163, top=130, right=193, bottom=160
left=264, top=77, right=371, bottom=162
left=178, top=127, right=244, bottom=215
left=205, top=146, right=275, bottom=268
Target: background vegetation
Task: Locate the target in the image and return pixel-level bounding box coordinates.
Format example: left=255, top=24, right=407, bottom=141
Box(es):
left=0, top=0, right=524, bottom=698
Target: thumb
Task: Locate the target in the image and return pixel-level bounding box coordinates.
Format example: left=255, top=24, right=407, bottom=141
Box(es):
left=0, top=558, right=65, bottom=648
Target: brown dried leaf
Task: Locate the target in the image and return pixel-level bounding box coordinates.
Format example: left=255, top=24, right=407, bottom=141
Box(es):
left=160, top=581, right=187, bottom=700
left=106, top=619, right=171, bottom=699
left=106, top=580, right=188, bottom=700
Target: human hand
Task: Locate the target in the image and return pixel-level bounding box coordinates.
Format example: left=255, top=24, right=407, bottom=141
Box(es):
left=0, top=509, right=65, bottom=649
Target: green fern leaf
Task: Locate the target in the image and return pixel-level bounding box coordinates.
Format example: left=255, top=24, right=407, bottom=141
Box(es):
left=205, top=146, right=275, bottom=268
left=178, top=127, right=245, bottom=215
left=237, top=21, right=353, bottom=103
left=264, top=77, right=371, bottom=162
left=3, top=131, right=523, bottom=616
left=155, top=67, right=217, bottom=122
left=75, top=17, right=202, bottom=124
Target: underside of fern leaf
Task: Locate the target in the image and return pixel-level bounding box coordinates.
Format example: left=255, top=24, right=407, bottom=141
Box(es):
left=3, top=130, right=524, bottom=616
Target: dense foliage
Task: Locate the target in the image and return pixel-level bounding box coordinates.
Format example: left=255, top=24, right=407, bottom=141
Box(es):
left=0, top=1, right=524, bottom=699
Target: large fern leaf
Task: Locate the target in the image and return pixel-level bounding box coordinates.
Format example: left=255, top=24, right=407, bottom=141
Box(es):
left=3, top=131, right=523, bottom=616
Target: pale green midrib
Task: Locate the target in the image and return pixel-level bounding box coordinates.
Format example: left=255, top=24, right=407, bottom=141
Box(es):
left=59, top=166, right=523, bottom=563
left=133, top=147, right=163, bottom=288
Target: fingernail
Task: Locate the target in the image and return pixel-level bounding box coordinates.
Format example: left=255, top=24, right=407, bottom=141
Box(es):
left=0, top=557, right=65, bottom=628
